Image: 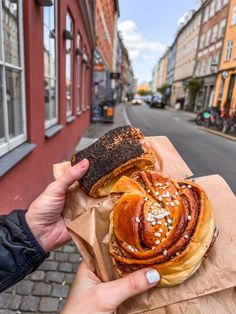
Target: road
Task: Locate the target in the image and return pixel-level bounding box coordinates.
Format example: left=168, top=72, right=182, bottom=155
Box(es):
left=125, top=102, right=236, bottom=195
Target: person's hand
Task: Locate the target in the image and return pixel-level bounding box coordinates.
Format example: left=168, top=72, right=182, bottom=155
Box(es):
left=26, top=159, right=89, bottom=252
left=62, top=261, right=160, bottom=314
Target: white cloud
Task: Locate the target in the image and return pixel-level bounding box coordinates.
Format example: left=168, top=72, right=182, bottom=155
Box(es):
left=118, top=20, right=166, bottom=82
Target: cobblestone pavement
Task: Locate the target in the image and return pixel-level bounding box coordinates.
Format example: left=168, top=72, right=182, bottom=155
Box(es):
left=0, top=103, right=126, bottom=314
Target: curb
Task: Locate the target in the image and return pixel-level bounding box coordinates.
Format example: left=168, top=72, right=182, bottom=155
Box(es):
left=199, top=127, right=236, bottom=142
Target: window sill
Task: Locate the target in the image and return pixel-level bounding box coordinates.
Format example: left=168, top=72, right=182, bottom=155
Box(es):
left=66, top=116, right=75, bottom=124
left=76, top=110, right=82, bottom=116
left=0, top=142, right=37, bottom=178
left=45, top=124, right=63, bottom=139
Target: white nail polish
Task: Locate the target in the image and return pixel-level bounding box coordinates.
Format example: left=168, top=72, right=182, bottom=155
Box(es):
left=146, top=269, right=160, bottom=285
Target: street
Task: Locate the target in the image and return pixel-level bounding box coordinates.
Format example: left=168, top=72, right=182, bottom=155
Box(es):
left=125, top=102, right=236, bottom=195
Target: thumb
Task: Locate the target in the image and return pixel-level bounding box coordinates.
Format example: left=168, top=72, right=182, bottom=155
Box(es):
left=56, top=159, right=89, bottom=191
left=102, top=268, right=160, bottom=308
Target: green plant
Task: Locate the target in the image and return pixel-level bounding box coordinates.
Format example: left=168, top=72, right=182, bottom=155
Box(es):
left=137, top=89, right=151, bottom=96
left=157, top=84, right=172, bottom=96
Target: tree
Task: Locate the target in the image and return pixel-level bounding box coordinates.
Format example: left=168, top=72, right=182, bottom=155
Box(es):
left=157, top=84, right=172, bottom=96
left=185, top=78, right=203, bottom=111
left=137, top=89, right=151, bottom=96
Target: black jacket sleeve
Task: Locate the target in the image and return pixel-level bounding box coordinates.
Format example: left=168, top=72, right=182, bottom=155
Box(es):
left=0, top=210, right=49, bottom=292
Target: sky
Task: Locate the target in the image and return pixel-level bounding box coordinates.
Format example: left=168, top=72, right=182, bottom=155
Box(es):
left=118, top=0, right=198, bottom=84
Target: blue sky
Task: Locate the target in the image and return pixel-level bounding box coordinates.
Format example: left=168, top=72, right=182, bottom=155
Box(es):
left=118, top=0, right=198, bottom=84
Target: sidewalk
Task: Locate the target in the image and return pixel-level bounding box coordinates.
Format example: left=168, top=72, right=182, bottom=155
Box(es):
left=0, top=104, right=127, bottom=314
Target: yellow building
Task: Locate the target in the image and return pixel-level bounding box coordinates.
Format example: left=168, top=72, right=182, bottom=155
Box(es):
left=213, top=0, right=236, bottom=115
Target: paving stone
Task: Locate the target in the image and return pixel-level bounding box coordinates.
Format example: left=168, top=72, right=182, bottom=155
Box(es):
left=58, top=298, right=67, bottom=312
left=0, top=310, right=17, bottom=314
left=64, top=273, right=75, bottom=283
left=16, top=280, right=34, bottom=295
left=40, top=260, right=59, bottom=271
left=20, top=296, right=40, bottom=311
left=63, top=244, right=76, bottom=253
left=68, top=253, right=82, bottom=263
left=51, top=283, right=69, bottom=298
left=33, top=282, right=52, bottom=296
left=46, top=271, right=65, bottom=283
left=4, top=285, right=16, bottom=294
left=30, top=270, right=45, bottom=281
left=55, top=252, right=69, bottom=262
left=39, top=297, right=59, bottom=312
left=47, top=251, right=55, bottom=261
left=0, top=294, right=21, bottom=310
left=59, top=262, right=73, bottom=273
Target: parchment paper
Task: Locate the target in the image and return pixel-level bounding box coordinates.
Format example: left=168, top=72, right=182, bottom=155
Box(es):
left=53, top=136, right=236, bottom=313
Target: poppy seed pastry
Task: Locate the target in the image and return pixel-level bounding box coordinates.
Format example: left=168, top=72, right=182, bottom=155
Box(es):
left=71, top=126, right=157, bottom=197
left=109, top=171, right=218, bottom=287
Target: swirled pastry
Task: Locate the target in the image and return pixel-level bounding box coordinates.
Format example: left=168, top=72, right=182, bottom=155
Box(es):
left=71, top=126, right=156, bottom=197
left=109, top=171, right=217, bottom=287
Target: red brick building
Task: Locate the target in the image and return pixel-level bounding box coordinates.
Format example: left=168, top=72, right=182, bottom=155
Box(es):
left=91, top=0, right=119, bottom=121
left=0, top=0, right=95, bottom=213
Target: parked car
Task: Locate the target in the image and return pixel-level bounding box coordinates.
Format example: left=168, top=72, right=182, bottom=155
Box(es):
left=131, top=95, right=142, bottom=105
left=150, top=93, right=165, bottom=108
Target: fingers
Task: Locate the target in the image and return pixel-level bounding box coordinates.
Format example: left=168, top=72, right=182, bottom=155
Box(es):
left=101, top=268, right=160, bottom=308
left=56, top=159, right=89, bottom=191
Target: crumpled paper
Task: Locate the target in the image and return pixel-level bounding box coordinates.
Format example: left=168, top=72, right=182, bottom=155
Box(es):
left=53, top=136, right=236, bottom=313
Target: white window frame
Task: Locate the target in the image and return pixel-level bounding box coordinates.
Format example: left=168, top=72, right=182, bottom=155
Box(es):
left=204, top=6, right=209, bottom=23
left=65, top=12, right=73, bottom=118
left=225, top=41, right=233, bottom=61
left=76, top=33, right=82, bottom=114
left=211, top=24, right=218, bottom=43
left=205, top=29, right=212, bottom=47
left=209, top=0, right=215, bottom=18
left=216, top=0, right=222, bottom=12
left=231, top=5, right=236, bottom=26
left=44, top=0, right=58, bottom=130
left=0, top=0, right=26, bottom=157
left=218, top=19, right=226, bottom=39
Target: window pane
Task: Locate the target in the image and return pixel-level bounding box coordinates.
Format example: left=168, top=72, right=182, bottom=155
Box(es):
left=6, top=68, right=23, bottom=139
left=44, top=78, right=56, bottom=122
left=0, top=67, right=5, bottom=143
left=65, top=13, right=73, bottom=115
left=43, top=1, right=57, bottom=127
left=2, top=0, right=20, bottom=66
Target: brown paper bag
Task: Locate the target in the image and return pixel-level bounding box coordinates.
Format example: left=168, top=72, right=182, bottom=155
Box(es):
left=53, top=136, right=236, bottom=313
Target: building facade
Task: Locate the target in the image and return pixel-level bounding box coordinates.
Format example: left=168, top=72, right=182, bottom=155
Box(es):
left=195, top=0, right=229, bottom=111
left=213, top=0, right=236, bottom=114
left=167, top=40, right=177, bottom=86
left=0, top=0, right=94, bottom=212
left=91, top=0, right=119, bottom=121
left=171, top=9, right=202, bottom=108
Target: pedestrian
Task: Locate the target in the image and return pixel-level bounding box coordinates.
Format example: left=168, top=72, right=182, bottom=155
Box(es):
left=0, top=159, right=160, bottom=312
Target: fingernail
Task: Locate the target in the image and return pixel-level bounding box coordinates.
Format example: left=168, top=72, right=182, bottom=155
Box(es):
left=79, top=159, right=88, bottom=168
left=146, top=269, right=160, bottom=285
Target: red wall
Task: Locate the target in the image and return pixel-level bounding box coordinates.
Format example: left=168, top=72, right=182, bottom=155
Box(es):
left=0, top=1, right=93, bottom=213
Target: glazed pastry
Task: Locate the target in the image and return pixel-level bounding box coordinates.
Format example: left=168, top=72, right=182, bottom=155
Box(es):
left=71, top=126, right=157, bottom=197
left=109, top=171, right=218, bottom=287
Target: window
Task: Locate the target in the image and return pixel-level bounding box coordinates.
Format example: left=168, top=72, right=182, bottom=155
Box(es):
left=211, top=24, right=218, bottom=43
left=218, top=78, right=225, bottom=101
left=205, top=29, right=212, bottom=47
left=76, top=34, right=82, bottom=114
left=0, top=0, right=26, bottom=157
left=223, top=0, right=229, bottom=5
left=225, top=41, right=233, bottom=61
left=43, top=0, right=57, bottom=129
left=218, top=19, right=226, bottom=39
left=81, top=50, right=88, bottom=111
left=231, top=5, right=236, bottom=25
left=216, top=0, right=222, bottom=11
left=200, top=34, right=205, bottom=49
left=209, top=0, right=215, bottom=18
left=204, top=6, right=209, bottom=23
left=65, top=13, right=73, bottom=117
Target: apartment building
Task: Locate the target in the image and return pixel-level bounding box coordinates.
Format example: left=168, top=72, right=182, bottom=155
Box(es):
left=171, top=9, right=202, bottom=109
left=0, top=0, right=94, bottom=212
left=213, top=0, right=236, bottom=114
left=195, top=0, right=229, bottom=111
